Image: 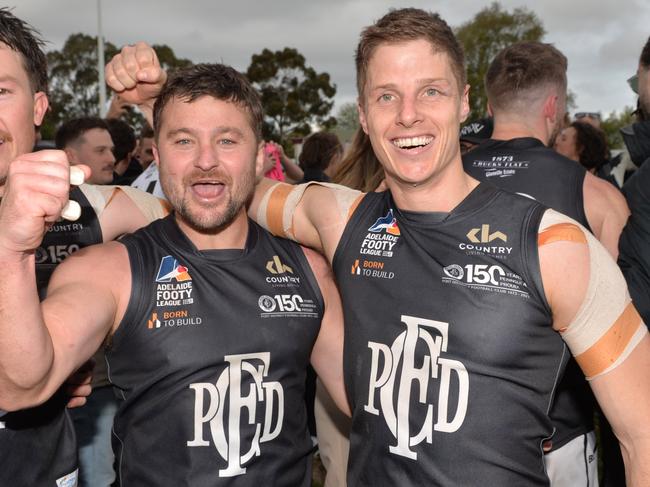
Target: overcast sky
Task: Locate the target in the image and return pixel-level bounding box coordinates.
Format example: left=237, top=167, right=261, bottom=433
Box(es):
left=9, top=0, right=650, bottom=120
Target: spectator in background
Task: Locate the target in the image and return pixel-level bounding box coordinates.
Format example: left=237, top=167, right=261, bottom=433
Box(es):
left=299, top=131, right=343, bottom=182
left=135, top=124, right=155, bottom=169
left=554, top=121, right=618, bottom=185
left=619, top=35, right=650, bottom=330
left=574, top=111, right=602, bottom=128
left=332, top=127, right=383, bottom=191
left=459, top=117, right=493, bottom=154
left=55, top=117, right=116, bottom=185
left=106, top=118, right=142, bottom=185
left=263, top=140, right=305, bottom=182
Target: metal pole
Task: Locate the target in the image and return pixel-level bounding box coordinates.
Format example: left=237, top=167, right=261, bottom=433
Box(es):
left=97, top=0, right=107, bottom=117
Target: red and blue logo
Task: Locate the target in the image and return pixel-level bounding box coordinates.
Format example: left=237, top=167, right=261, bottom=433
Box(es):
left=368, top=209, right=401, bottom=236
left=155, top=256, right=192, bottom=283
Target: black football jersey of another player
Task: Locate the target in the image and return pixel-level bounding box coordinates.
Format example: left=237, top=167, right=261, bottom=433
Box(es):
left=107, top=216, right=323, bottom=486
left=333, top=184, right=563, bottom=486
left=463, top=137, right=595, bottom=448
left=35, top=185, right=103, bottom=296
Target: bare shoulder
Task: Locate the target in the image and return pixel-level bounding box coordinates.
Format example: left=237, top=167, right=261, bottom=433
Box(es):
left=583, top=172, right=630, bottom=219
left=537, top=210, right=591, bottom=330
left=98, top=185, right=167, bottom=240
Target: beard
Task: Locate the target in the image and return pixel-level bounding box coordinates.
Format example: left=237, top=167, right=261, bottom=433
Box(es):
left=161, top=165, right=256, bottom=233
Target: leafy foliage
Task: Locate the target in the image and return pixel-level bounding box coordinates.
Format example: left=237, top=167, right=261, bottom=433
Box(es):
left=456, top=2, right=545, bottom=118
left=246, top=47, right=336, bottom=143
left=42, top=34, right=191, bottom=138
left=333, top=102, right=359, bottom=143
left=601, top=106, right=636, bottom=150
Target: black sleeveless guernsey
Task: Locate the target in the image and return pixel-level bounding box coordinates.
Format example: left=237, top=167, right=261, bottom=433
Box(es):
left=0, top=186, right=102, bottom=487
left=333, top=184, right=563, bottom=486
left=107, top=215, right=323, bottom=486
left=463, top=138, right=595, bottom=449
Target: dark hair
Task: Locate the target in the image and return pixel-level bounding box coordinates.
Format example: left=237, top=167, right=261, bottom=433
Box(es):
left=153, top=63, right=263, bottom=141
left=640, top=36, right=650, bottom=69
left=139, top=124, right=154, bottom=141
left=299, top=132, right=343, bottom=171
left=55, top=117, right=110, bottom=149
left=356, top=8, right=466, bottom=102
left=486, top=42, right=567, bottom=112
left=332, top=127, right=384, bottom=192
left=105, top=118, right=136, bottom=162
left=0, top=8, right=48, bottom=93
left=570, top=121, right=608, bottom=171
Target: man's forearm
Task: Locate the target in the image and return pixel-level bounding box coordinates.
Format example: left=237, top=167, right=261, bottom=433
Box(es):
left=0, top=253, right=54, bottom=410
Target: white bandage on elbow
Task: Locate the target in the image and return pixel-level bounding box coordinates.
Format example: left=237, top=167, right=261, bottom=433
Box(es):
left=539, top=210, right=648, bottom=380
left=255, top=181, right=363, bottom=241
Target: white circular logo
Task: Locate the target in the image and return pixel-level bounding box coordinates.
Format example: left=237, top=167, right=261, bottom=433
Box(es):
left=443, top=264, right=464, bottom=280
left=258, top=295, right=276, bottom=312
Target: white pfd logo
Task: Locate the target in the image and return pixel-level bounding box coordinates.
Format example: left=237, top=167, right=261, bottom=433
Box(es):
left=365, top=315, right=469, bottom=460
left=187, top=352, right=284, bottom=477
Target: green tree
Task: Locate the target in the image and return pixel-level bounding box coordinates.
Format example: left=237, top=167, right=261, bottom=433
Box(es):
left=246, top=47, right=337, bottom=144
left=455, top=2, right=545, bottom=118
left=601, top=107, right=636, bottom=150
left=333, top=102, right=359, bottom=143
left=42, top=34, right=191, bottom=138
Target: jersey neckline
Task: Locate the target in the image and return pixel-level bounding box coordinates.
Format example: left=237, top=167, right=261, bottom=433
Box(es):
left=158, top=213, right=259, bottom=263
left=390, top=182, right=500, bottom=226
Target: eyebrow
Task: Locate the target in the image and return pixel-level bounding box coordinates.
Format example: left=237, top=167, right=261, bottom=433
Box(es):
left=370, top=78, right=452, bottom=92
left=165, top=126, right=246, bottom=139
left=0, top=75, right=21, bottom=85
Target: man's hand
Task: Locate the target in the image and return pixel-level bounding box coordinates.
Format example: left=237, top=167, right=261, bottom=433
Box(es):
left=105, top=42, right=167, bottom=109
left=106, top=93, right=132, bottom=119
left=65, top=359, right=94, bottom=409
left=0, top=150, right=87, bottom=257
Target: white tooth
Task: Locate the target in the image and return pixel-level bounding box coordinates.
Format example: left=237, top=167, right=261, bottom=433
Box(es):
left=394, top=136, right=432, bottom=148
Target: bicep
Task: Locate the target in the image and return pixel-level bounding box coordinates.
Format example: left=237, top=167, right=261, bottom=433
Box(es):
left=539, top=211, right=647, bottom=379
left=251, top=179, right=360, bottom=261
left=40, top=243, right=127, bottom=396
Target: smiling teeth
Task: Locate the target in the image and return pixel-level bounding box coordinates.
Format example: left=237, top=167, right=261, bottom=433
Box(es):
left=392, top=136, right=433, bottom=148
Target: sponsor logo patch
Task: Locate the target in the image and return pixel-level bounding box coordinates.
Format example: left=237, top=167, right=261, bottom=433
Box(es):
left=458, top=225, right=512, bottom=259
left=442, top=263, right=529, bottom=298
left=155, top=256, right=194, bottom=307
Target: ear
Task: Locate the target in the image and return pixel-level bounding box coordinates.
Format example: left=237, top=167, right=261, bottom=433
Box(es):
left=152, top=141, right=160, bottom=167
left=487, top=102, right=494, bottom=117
left=254, top=140, right=265, bottom=179
left=32, top=91, right=48, bottom=126
left=357, top=99, right=369, bottom=135
left=542, top=93, right=559, bottom=121
left=64, top=147, right=79, bottom=164
left=460, top=84, right=470, bottom=123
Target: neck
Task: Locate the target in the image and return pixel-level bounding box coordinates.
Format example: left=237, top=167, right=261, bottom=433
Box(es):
left=387, top=160, right=479, bottom=212
left=176, top=210, right=250, bottom=251
left=491, top=117, right=549, bottom=145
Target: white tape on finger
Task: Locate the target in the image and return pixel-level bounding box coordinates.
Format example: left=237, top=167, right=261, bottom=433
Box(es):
left=69, top=166, right=85, bottom=186
left=61, top=200, right=81, bottom=221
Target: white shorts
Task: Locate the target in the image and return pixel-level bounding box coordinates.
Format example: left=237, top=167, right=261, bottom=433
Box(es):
left=544, top=431, right=599, bottom=487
